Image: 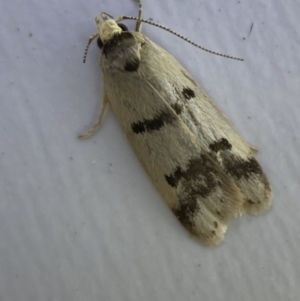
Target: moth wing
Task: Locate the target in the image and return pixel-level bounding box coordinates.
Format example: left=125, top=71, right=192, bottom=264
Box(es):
left=127, top=33, right=272, bottom=215
left=100, top=32, right=246, bottom=246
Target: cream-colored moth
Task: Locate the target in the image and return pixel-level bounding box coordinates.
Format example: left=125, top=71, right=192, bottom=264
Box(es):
left=80, top=0, right=272, bottom=247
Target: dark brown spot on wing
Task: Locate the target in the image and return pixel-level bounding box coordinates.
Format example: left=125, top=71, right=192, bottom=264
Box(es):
left=209, top=138, right=232, bottom=152
left=165, top=166, right=182, bottom=187
left=131, top=111, right=176, bottom=134
left=124, top=57, right=139, bottom=71
left=165, top=156, right=219, bottom=198
left=182, top=87, right=195, bottom=100
left=170, top=85, right=195, bottom=116
left=170, top=85, right=189, bottom=115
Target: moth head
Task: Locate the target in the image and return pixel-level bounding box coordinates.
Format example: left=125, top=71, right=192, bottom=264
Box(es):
left=83, top=14, right=128, bottom=62
left=96, top=18, right=121, bottom=44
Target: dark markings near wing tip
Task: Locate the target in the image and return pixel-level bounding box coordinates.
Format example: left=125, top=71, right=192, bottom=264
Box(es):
left=172, top=198, right=199, bottom=228
left=167, top=155, right=223, bottom=232
left=209, top=138, right=232, bottom=152
left=224, top=157, right=263, bottom=180
left=224, top=156, right=272, bottom=192
left=182, top=87, right=195, bottom=100
left=131, top=111, right=176, bottom=134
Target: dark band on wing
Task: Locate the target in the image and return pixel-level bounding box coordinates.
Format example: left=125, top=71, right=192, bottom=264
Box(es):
left=131, top=111, right=176, bottom=134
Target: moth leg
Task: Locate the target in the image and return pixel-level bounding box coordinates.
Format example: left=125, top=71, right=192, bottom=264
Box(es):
left=135, top=0, right=143, bottom=32
left=78, top=93, right=109, bottom=139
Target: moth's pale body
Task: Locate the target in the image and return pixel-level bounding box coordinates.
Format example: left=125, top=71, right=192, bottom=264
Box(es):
left=81, top=6, right=272, bottom=246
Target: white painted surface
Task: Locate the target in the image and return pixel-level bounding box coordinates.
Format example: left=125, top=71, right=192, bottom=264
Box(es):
left=0, top=0, right=299, bottom=300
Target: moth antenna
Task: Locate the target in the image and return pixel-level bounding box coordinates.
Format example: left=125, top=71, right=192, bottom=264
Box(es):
left=119, top=16, right=244, bottom=61
left=83, top=33, right=98, bottom=63
left=135, top=0, right=143, bottom=32
left=101, top=12, right=114, bottom=20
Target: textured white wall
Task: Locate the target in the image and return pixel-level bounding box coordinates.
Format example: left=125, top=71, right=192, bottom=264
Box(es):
left=0, top=0, right=299, bottom=300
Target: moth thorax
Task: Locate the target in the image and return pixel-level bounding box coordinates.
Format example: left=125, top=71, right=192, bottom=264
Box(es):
left=99, top=20, right=122, bottom=43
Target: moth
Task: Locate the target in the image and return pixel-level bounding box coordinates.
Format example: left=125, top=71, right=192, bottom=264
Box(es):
left=80, top=0, right=272, bottom=247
